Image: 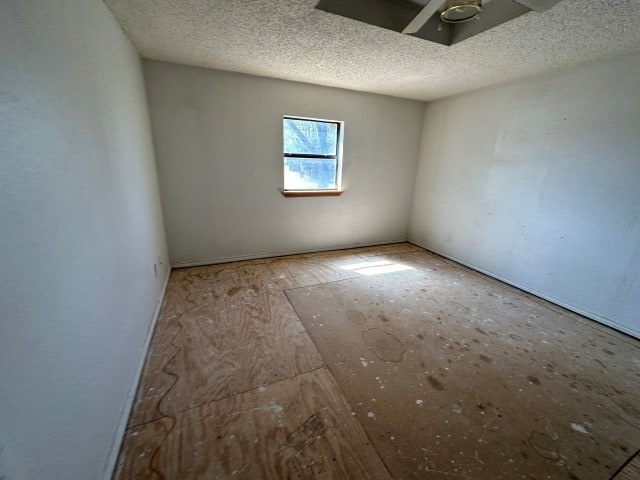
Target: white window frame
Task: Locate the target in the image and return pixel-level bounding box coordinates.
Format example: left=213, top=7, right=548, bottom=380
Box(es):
left=282, top=115, right=344, bottom=197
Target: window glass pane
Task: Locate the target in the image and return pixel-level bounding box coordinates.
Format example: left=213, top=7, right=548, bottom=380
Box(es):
left=283, top=118, right=338, bottom=156
left=284, top=157, right=337, bottom=190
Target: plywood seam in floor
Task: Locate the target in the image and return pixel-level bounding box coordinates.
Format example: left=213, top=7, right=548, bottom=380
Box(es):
left=284, top=274, right=362, bottom=291
left=609, top=448, right=640, bottom=480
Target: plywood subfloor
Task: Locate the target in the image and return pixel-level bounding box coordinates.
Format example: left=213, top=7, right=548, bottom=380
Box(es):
left=286, top=249, right=640, bottom=479
left=117, top=367, right=389, bottom=479
left=612, top=451, right=640, bottom=480
left=115, top=243, right=419, bottom=479
left=115, top=243, right=640, bottom=479
left=612, top=452, right=640, bottom=480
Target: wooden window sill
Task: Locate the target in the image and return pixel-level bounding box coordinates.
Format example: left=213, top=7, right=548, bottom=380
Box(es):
left=281, top=190, right=343, bottom=197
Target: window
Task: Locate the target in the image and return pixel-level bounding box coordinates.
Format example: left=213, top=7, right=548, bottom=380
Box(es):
left=282, top=116, right=343, bottom=196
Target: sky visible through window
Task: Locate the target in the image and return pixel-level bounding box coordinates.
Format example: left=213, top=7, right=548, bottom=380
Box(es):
left=284, top=118, right=339, bottom=190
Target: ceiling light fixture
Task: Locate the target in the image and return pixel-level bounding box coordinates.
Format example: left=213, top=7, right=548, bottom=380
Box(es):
left=441, top=0, right=482, bottom=23
left=316, top=0, right=564, bottom=47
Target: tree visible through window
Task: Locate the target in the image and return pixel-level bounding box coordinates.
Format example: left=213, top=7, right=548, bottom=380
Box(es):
left=283, top=116, right=342, bottom=191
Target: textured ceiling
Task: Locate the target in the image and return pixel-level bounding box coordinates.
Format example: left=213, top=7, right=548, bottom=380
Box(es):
left=104, top=0, right=640, bottom=101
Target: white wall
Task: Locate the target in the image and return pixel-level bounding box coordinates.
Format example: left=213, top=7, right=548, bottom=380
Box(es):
left=409, top=52, right=640, bottom=338
left=0, top=1, right=169, bottom=479
left=143, top=60, right=425, bottom=266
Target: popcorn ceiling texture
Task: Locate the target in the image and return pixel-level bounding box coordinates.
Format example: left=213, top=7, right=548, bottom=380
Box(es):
left=104, top=0, right=640, bottom=100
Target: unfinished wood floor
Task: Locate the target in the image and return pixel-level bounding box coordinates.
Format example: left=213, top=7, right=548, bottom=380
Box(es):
left=115, top=243, right=640, bottom=480
left=612, top=451, right=640, bottom=480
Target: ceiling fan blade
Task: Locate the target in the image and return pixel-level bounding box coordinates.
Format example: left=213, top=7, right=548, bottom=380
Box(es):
left=402, top=0, right=446, bottom=34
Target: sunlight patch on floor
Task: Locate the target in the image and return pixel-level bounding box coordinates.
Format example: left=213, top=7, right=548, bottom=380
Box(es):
left=340, top=260, right=414, bottom=276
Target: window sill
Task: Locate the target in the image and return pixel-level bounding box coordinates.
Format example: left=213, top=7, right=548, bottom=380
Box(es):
left=281, top=190, right=343, bottom=198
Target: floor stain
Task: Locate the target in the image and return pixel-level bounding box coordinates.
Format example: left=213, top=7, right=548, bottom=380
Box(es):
left=528, top=431, right=560, bottom=461
left=479, top=354, right=493, bottom=364
left=346, top=310, right=367, bottom=325
left=362, top=328, right=405, bottom=362
left=475, top=327, right=488, bottom=335
left=226, top=285, right=258, bottom=296
left=427, top=375, right=444, bottom=391
left=227, top=286, right=242, bottom=296
left=527, top=375, right=541, bottom=385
